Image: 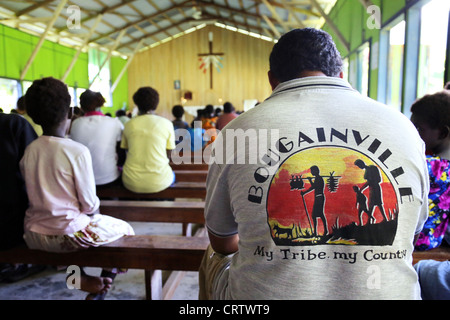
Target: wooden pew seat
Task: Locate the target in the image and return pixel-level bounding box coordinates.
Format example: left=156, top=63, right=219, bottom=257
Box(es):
left=412, top=242, right=450, bottom=265
left=100, top=200, right=205, bottom=224
left=97, top=182, right=206, bottom=200
left=170, top=163, right=208, bottom=171
left=174, top=170, right=207, bottom=182
left=0, top=234, right=210, bottom=300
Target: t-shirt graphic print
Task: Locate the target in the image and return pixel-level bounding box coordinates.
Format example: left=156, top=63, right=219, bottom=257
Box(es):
left=267, top=145, right=399, bottom=246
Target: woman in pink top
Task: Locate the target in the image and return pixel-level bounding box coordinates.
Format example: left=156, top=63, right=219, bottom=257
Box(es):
left=20, top=77, right=134, bottom=300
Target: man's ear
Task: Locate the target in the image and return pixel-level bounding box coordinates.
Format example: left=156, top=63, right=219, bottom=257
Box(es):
left=268, top=70, right=279, bottom=91
left=439, top=125, right=450, bottom=139
left=339, top=71, right=344, bottom=79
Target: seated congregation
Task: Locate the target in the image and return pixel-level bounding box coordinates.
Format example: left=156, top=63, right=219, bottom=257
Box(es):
left=0, top=76, right=223, bottom=300
left=1, top=63, right=450, bottom=300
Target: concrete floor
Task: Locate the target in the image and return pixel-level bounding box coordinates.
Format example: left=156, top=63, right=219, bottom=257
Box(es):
left=0, top=222, right=200, bottom=300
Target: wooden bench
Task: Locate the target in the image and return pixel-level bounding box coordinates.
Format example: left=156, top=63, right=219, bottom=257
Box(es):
left=97, top=182, right=206, bottom=200
left=173, top=170, right=207, bottom=182
left=171, top=163, right=209, bottom=171
left=100, top=200, right=205, bottom=236
left=412, top=243, right=450, bottom=265
left=0, top=234, right=210, bottom=300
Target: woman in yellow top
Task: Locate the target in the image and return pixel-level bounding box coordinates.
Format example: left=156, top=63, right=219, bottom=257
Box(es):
left=121, top=87, right=176, bottom=193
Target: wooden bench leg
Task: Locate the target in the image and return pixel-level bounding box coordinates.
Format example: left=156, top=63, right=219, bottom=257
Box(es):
left=182, top=223, right=193, bottom=237
left=144, top=270, right=162, bottom=300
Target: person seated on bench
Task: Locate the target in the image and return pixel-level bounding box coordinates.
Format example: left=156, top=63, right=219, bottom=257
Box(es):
left=69, top=90, right=124, bottom=187
left=0, top=112, right=46, bottom=282
left=414, top=259, right=450, bottom=300
left=410, top=91, right=450, bottom=251
left=120, top=87, right=176, bottom=193
left=199, top=28, right=429, bottom=300
left=19, top=77, right=134, bottom=300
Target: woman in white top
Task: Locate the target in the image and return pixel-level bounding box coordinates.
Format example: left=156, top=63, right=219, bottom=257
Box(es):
left=20, top=77, right=134, bottom=300
left=70, top=90, right=124, bottom=186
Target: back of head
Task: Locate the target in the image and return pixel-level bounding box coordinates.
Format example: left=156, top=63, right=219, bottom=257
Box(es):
left=116, top=109, right=126, bottom=117
left=223, top=102, right=234, bottom=113
left=269, top=28, right=343, bottom=82
left=205, top=104, right=214, bottom=115
left=25, top=77, right=71, bottom=127
left=411, top=91, right=450, bottom=128
left=172, top=105, right=185, bottom=118
left=133, top=87, right=159, bottom=113
left=16, top=97, right=26, bottom=113
left=79, top=90, right=105, bottom=112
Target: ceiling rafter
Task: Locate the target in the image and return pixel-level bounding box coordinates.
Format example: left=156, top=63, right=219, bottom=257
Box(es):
left=0, top=0, right=340, bottom=56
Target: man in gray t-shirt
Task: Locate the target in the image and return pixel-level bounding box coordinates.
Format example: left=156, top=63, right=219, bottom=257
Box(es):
left=199, top=28, right=429, bottom=300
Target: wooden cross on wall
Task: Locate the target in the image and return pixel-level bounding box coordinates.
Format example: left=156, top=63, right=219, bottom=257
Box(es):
left=198, top=32, right=224, bottom=89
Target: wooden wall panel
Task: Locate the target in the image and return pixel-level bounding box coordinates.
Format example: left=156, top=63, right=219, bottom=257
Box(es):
left=127, top=25, right=274, bottom=121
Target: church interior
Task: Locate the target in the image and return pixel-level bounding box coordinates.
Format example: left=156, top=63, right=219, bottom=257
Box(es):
left=0, top=0, right=449, bottom=302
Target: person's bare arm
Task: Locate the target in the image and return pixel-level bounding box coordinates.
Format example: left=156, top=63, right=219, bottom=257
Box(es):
left=208, top=231, right=239, bottom=255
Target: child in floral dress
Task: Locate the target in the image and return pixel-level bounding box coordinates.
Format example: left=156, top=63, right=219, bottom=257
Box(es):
left=410, top=91, right=450, bottom=250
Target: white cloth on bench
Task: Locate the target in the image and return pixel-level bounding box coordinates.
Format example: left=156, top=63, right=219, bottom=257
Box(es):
left=23, top=214, right=134, bottom=253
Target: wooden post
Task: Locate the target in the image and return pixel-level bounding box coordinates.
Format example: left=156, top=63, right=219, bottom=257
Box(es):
left=20, top=0, right=68, bottom=81
left=309, top=0, right=350, bottom=52
left=89, top=29, right=127, bottom=89
left=110, top=39, right=144, bottom=93
left=145, top=269, right=162, bottom=300
left=62, top=14, right=103, bottom=82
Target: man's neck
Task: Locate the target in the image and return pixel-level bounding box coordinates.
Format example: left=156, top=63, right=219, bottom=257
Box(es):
left=298, top=71, right=327, bottom=78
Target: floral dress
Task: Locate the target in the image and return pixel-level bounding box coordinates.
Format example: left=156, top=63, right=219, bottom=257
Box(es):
left=415, top=156, right=450, bottom=251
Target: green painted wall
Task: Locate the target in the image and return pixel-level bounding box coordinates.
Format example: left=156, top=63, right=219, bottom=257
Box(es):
left=0, top=24, right=128, bottom=115
left=105, top=56, right=129, bottom=114
left=0, top=24, right=88, bottom=88
left=323, top=0, right=408, bottom=100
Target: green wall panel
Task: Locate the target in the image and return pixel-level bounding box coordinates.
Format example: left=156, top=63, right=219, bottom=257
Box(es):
left=323, top=0, right=411, bottom=100
left=0, top=24, right=126, bottom=110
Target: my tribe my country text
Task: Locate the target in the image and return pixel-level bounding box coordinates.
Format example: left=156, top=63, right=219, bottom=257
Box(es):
left=179, top=304, right=270, bottom=317
left=254, top=246, right=408, bottom=263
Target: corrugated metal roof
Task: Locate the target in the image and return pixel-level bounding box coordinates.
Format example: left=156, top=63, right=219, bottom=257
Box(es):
left=0, top=0, right=338, bottom=57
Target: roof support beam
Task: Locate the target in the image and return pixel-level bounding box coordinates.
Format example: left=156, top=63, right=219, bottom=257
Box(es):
left=262, top=0, right=290, bottom=33
left=280, top=0, right=305, bottom=28
left=89, top=29, right=127, bottom=88
left=118, top=18, right=195, bottom=49
left=20, top=0, right=68, bottom=81
left=309, top=0, right=350, bottom=52
left=62, top=14, right=103, bottom=82
left=56, top=0, right=136, bottom=33
left=110, top=39, right=144, bottom=94
left=16, top=0, right=54, bottom=17
left=90, top=0, right=192, bottom=43
left=267, top=0, right=321, bottom=18
left=262, top=14, right=281, bottom=38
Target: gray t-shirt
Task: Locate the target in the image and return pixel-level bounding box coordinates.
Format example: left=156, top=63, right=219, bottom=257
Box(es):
left=205, top=76, right=429, bottom=300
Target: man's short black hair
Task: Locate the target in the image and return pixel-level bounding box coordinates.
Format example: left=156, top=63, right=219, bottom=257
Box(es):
left=269, top=28, right=343, bottom=82
left=133, top=87, right=159, bottom=113
left=79, top=90, right=105, bottom=112
left=223, top=102, right=234, bottom=113
left=25, top=77, right=71, bottom=127
left=411, top=91, right=450, bottom=128
left=172, top=105, right=185, bottom=118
